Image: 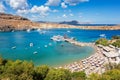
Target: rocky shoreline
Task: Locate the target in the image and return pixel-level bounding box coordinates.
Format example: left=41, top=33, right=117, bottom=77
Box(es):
left=0, top=13, right=120, bottom=32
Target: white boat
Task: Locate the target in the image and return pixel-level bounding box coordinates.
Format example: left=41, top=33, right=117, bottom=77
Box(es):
left=33, top=51, right=37, bottom=54
left=100, top=34, right=106, bottom=38
left=30, top=43, right=33, bottom=47
left=27, top=29, right=31, bottom=32
left=51, top=35, right=65, bottom=42
left=67, top=30, right=71, bottom=33
left=44, top=45, right=48, bottom=48
left=11, top=46, right=16, bottom=49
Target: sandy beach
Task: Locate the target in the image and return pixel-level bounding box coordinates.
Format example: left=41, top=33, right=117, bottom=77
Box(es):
left=57, top=41, right=120, bottom=75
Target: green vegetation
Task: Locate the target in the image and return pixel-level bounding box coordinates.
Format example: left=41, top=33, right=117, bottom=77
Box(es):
left=95, top=38, right=109, bottom=46
left=71, top=71, right=86, bottom=80
left=45, top=69, right=71, bottom=80
left=0, top=57, right=86, bottom=80
left=0, top=57, right=120, bottom=80
left=95, top=36, right=120, bottom=48
left=112, top=39, right=120, bottom=48
left=88, top=69, right=120, bottom=80
left=112, top=35, right=120, bottom=39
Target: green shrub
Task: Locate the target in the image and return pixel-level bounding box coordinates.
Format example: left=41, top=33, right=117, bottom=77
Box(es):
left=45, top=69, right=71, bottom=80
left=112, top=40, right=120, bottom=48
left=71, top=71, right=86, bottom=80
left=33, top=65, right=49, bottom=80
left=95, top=38, right=109, bottom=46
left=112, top=35, right=120, bottom=39
left=103, top=69, right=120, bottom=80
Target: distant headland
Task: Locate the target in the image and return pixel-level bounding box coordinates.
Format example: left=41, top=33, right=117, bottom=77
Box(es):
left=0, top=13, right=120, bottom=32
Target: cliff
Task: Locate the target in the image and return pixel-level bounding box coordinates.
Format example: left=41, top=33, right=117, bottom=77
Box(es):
left=0, top=13, right=120, bottom=32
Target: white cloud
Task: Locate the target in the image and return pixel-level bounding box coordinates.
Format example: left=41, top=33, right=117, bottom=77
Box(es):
left=52, top=9, right=59, bottom=12
left=30, top=5, right=50, bottom=17
left=16, top=5, right=50, bottom=17
left=31, top=5, right=50, bottom=13
left=45, top=0, right=61, bottom=6
left=61, top=2, right=67, bottom=8
left=0, top=2, right=5, bottom=12
left=64, top=0, right=89, bottom=5
left=62, top=14, right=67, bottom=18
left=17, top=9, right=29, bottom=14
left=70, top=13, right=73, bottom=16
left=6, top=0, right=28, bottom=10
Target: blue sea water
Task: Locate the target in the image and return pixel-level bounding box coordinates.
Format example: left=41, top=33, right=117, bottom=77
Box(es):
left=0, top=29, right=120, bottom=66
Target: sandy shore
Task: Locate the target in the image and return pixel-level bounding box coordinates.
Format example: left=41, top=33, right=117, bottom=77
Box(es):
left=57, top=44, right=110, bottom=75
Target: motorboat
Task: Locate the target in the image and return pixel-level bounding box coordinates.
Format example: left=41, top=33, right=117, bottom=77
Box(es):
left=44, top=45, right=48, bottom=48
left=67, top=30, right=71, bottom=33
left=27, top=29, right=30, bottom=32
left=100, top=34, right=106, bottom=38
left=51, top=35, right=65, bottom=42
left=33, top=51, right=37, bottom=54
left=11, top=46, right=16, bottom=49
left=30, top=43, right=33, bottom=47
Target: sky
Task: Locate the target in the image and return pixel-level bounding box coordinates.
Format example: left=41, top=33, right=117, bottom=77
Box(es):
left=0, top=0, right=120, bottom=24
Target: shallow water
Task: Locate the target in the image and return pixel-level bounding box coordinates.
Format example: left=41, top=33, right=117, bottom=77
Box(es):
left=0, top=29, right=120, bottom=66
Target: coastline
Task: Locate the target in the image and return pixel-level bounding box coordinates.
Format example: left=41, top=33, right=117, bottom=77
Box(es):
left=0, top=20, right=120, bottom=32
left=56, top=39, right=120, bottom=75
left=57, top=44, right=108, bottom=75
left=1, top=13, right=120, bottom=32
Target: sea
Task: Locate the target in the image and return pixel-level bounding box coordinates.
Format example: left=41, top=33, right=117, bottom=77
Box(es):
left=0, top=28, right=120, bottom=66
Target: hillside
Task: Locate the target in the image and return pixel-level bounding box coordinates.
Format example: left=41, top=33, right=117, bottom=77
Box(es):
left=0, top=13, right=120, bottom=32
left=0, top=13, right=41, bottom=31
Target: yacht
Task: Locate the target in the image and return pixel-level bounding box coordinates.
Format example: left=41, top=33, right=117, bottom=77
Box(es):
left=27, top=29, right=31, bottom=32
left=100, top=34, right=106, bottom=38
left=67, top=30, right=71, bottom=33
left=51, top=35, right=65, bottom=42
left=30, top=43, right=33, bottom=47
left=33, top=51, right=37, bottom=54
left=44, top=45, right=48, bottom=48
left=11, top=46, right=16, bottom=49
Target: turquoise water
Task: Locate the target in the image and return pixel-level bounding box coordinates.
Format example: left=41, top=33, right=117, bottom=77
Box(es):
left=0, top=29, right=120, bottom=66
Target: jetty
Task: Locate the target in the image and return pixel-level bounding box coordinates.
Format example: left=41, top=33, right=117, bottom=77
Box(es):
left=51, top=35, right=94, bottom=47
left=64, top=38, right=94, bottom=47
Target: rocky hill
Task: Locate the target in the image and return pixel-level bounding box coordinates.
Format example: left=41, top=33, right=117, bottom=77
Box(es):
left=0, top=13, right=43, bottom=31
left=0, top=13, right=120, bottom=32
left=0, top=13, right=28, bottom=20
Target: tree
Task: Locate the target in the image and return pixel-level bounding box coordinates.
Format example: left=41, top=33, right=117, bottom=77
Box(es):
left=71, top=71, right=86, bottom=80
left=112, top=35, right=120, bottom=39
left=0, top=56, right=7, bottom=66
left=100, top=75, right=111, bottom=80
left=95, top=38, right=109, bottom=46
left=88, top=73, right=100, bottom=80
left=112, top=40, right=120, bottom=48
left=45, top=69, right=71, bottom=80
left=33, top=65, right=49, bottom=80
left=0, top=60, right=34, bottom=80
left=103, top=69, right=120, bottom=80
